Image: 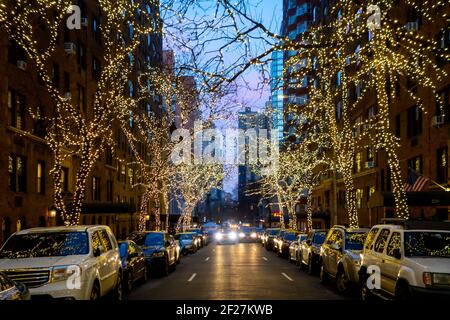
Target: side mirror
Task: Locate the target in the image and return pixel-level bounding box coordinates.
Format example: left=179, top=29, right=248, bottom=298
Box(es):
left=330, top=243, right=341, bottom=251
left=306, top=239, right=312, bottom=246
left=165, top=240, right=171, bottom=247
left=93, top=247, right=102, bottom=257
left=393, top=248, right=401, bottom=259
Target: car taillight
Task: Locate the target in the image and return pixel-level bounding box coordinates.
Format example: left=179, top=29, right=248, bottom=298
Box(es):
left=423, top=272, right=432, bottom=286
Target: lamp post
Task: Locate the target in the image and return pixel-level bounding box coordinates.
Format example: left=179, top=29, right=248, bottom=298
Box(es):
left=48, top=206, right=57, bottom=227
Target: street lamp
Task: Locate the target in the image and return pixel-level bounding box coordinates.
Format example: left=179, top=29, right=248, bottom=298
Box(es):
left=48, top=206, right=57, bottom=227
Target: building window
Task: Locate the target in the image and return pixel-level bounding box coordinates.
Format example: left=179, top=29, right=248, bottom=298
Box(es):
left=106, top=180, right=113, bottom=202
left=92, top=56, right=101, bottom=80
left=408, top=156, right=423, bottom=175
left=355, top=152, right=362, bottom=173
left=8, top=90, right=26, bottom=130
left=77, top=41, right=86, bottom=69
left=437, top=147, right=448, bottom=183
left=9, top=154, right=27, bottom=193
left=367, top=105, right=376, bottom=119
left=129, top=80, right=134, bottom=98
left=106, top=147, right=113, bottom=166
left=92, top=17, right=101, bottom=44
left=436, top=88, right=449, bottom=122
left=37, top=161, right=45, bottom=195
left=52, top=63, right=60, bottom=87
left=128, top=168, right=134, bottom=186
left=395, top=114, right=401, bottom=137
left=367, top=147, right=374, bottom=163
left=77, top=84, right=86, bottom=112
left=356, top=189, right=363, bottom=209
left=407, top=105, right=422, bottom=138
left=92, top=177, right=101, bottom=201
left=61, top=167, right=69, bottom=192
left=336, top=101, right=342, bottom=121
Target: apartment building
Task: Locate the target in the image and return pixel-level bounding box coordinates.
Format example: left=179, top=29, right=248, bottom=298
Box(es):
left=0, top=0, right=163, bottom=244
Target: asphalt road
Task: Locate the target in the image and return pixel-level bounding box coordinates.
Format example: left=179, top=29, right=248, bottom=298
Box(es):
left=126, top=242, right=350, bottom=300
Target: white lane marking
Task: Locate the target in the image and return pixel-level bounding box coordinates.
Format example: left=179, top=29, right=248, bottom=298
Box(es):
left=205, top=257, right=210, bottom=261
left=281, top=272, right=294, bottom=282
left=188, top=273, right=197, bottom=282
left=262, top=257, right=268, bottom=261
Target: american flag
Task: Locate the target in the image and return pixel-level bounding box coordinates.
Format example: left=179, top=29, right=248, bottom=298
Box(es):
left=403, top=170, right=430, bottom=192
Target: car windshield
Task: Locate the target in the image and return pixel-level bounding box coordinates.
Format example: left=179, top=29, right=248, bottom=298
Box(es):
left=268, top=229, right=279, bottom=236
left=241, top=227, right=252, bottom=233
left=404, top=231, right=450, bottom=257
left=284, top=233, right=296, bottom=241
left=0, top=232, right=89, bottom=258
left=345, top=232, right=366, bottom=250
left=176, top=234, right=193, bottom=240
left=313, top=232, right=327, bottom=245
left=187, top=229, right=202, bottom=235
left=127, top=232, right=146, bottom=246
left=145, top=233, right=164, bottom=246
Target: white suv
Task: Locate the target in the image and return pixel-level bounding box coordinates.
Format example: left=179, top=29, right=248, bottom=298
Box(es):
left=359, top=220, right=450, bottom=300
left=0, top=225, right=122, bottom=300
left=319, top=225, right=369, bottom=293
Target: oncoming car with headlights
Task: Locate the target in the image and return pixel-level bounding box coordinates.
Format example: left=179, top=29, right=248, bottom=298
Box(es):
left=238, top=227, right=259, bottom=242
left=215, top=228, right=238, bottom=244
left=0, top=226, right=123, bottom=300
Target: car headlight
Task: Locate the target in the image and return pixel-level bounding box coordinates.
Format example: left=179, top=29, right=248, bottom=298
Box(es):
left=229, top=231, right=237, bottom=240
left=152, top=251, right=165, bottom=257
left=51, top=265, right=81, bottom=282
left=250, top=232, right=257, bottom=238
left=215, top=233, right=223, bottom=240
left=239, top=232, right=245, bottom=238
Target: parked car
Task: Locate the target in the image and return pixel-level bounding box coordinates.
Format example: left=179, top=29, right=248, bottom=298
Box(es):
left=255, top=227, right=264, bottom=240
left=187, top=228, right=208, bottom=247
left=273, top=229, right=288, bottom=253
left=359, top=220, right=450, bottom=300
left=289, top=233, right=308, bottom=264
left=174, top=232, right=199, bottom=254
left=0, top=226, right=123, bottom=300
left=127, top=231, right=179, bottom=277
left=262, top=228, right=280, bottom=250
left=0, top=271, right=30, bottom=300
left=277, top=230, right=302, bottom=258
left=319, top=225, right=369, bottom=293
left=215, top=228, right=238, bottom=245
left=300, top=229, right=328, bottom=273
left=239, top=227, right=258, bottom=242
left=118, top=240, right=147, bottom=292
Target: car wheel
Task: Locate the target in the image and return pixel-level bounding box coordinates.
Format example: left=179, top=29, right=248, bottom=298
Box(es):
left=307, top=256, right=313, bottom=274
left=336, top=269, right=348, bottom=294
left=319, top=264, right=329, bottom=284
left=112, top=272, right=123, bottom=300
left=360, top=275, right=373, bottom=301
left=142, top=265, right=148, bottom=283
left=395, top=282, right=411, bottom=300
left=295, top=254, right=301, bottom=267
left=90, top=282, right=100, bottom=301
left=125, top=271, right=133, bottom=293
left=161, top=257, right=169, bottom=276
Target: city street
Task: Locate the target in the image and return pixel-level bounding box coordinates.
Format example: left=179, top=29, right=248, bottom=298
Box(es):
left=126, top=242, right=347, bottom=300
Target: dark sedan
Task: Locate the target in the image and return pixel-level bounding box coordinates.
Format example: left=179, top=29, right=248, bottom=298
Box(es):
left=0, top=271, right=30, bottom=300
left=238, top=227, right=258, bottom=242
left=118, top=240, right=147, bottom=292
left=262, top=228, right=280, bottom=250
left=127, top=231, right=179, bottom=276
left=277, top=230, right=301, bottom=258
left=300, top=229, right=328, bottom=274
